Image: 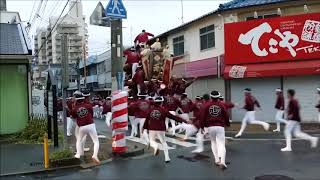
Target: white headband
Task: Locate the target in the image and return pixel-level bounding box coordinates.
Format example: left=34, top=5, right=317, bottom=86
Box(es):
left=154, top=97, right=164, bottom=102
left=210, top=92, right=221, bottom=98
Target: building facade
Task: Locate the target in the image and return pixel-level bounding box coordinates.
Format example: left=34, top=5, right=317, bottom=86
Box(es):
left=155, top=0, right=320, bottom=122
left=79, top=50, right=112, bottom=97
left=220, top=0, right=320, bottom=122
left=157, top=11, right=225, bottom=99
left=0, top=11, right=32, bottom=134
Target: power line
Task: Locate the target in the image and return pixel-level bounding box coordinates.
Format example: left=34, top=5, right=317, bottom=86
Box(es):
left=34, top=0, right=71, bottom=57
left=34, top=0, right=49, bottom=30
left=28, top=0, right=37, bottom=23
left=46, top=0, right=63, bottom=20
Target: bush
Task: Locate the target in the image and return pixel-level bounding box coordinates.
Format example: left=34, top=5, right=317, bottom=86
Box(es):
left=50, top=148, right=73, bottom=160
left=2, top=116, right=64, bottom=144
left=14, top=117, right=48, bottom=144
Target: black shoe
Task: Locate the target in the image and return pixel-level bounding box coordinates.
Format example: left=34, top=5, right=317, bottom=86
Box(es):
left=165, top=160, right=171, bottom=163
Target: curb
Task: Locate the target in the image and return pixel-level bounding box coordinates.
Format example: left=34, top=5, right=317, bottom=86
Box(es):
left=0, top=164, right=80, bottom=177
left=0, top=145, right=145, bottom=177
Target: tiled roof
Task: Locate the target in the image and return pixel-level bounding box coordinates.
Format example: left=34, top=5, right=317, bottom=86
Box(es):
left=156, top=0, right=293, bottom=39
left=0, top=23, right=31, bottom=55
left=218, top=0, right=291, bottom=11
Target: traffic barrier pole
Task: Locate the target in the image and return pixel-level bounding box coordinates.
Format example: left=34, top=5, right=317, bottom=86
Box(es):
left=111, top=90, right=128, bottom=154
left=43, top=133, right=49, bottom=169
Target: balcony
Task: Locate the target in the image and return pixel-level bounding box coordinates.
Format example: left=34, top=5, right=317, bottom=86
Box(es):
left=69, top=42, right=82, bottom=47
left=81, top=75, right=98, bottom=84
left=57, top=28, right=79, bottom=34
left=69, top=35, right=82, bottom=40
left=58, top=23, right=78, bottom=28
left=69, top=48, right=82, bottom=53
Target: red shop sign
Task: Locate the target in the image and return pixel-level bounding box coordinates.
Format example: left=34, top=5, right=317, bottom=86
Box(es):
left=224, top=13, right=320, bottom=65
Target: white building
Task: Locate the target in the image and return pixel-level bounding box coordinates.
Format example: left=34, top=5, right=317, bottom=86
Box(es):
left=34, top=0, right=88, bottom=65
left=157, top=0, right=320, bottom=122
left=157, top=11, right=225, bottom=99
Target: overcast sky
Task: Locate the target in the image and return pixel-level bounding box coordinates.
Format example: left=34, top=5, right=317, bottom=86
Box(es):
left=6, top=0, right=229, bottom=55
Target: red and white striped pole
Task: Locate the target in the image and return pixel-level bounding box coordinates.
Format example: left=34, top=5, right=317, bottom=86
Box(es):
left=111, top=90, right=128, bottom=153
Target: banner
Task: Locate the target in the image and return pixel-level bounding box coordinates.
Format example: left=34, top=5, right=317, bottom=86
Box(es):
left=224, top=13, right=320, bottom=65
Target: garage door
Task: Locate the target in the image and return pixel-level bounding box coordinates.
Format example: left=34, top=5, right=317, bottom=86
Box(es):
left=283, top=75, right=320, bottom=122
left=187, top=77, right=225, bottom=99
left=231, top=78, right=281, bottom=122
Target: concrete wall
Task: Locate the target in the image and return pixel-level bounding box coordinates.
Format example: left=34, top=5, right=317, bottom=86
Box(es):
left=167, top=14, right=224, bottom=62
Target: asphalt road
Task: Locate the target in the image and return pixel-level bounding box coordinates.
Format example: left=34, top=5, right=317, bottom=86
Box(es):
left=3, top=135, right=320, bottom=180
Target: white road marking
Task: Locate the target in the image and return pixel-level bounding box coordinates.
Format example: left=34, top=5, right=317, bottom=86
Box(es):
left=126, top=136, right=175, bottom=150
left=172, top=133, right=210, bottom=141
left=165, top=137, right=197, bottom=147
left=227, top=137, right=312, bottom=141
left=98, top=135, right=106, bottom=138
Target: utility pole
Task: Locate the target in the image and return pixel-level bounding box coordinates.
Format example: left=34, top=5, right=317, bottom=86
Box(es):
left=83, top=44, right=87, bottom=88
left=76, top=57, right=80, bottom=90
left=61, top=34, right=69, bottom=147
left=111, top=19, right=124, bottom=90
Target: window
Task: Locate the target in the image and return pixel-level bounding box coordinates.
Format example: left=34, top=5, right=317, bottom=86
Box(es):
left=200, top=24, right=215, bottom=50
left=173, top=35, right=184, bottom=56
left=246, top=13, right=280, bottom=21
left=69, top=75, right=78, bottom=82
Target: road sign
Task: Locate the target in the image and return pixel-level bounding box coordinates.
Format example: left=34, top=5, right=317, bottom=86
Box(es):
left=90, top=2, right=111, bottom=27
left=105, top=0, right=127, bottom=19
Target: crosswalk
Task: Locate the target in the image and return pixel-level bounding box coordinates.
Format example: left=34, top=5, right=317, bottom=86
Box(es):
left=126, top=132, right=211, bottom=150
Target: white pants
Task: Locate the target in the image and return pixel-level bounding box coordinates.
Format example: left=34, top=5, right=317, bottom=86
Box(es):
left=58, top=111, right=63, bottom=121
left=283, top=120, right=317, bottom=149
left=75, top=125, right=87, bottom=156
left=174, top=123, right=204, bottom=152
left=129, top=116, right=138, bottom=137
left=93, top=105, right=99, bottom=118
left=176, top=113, right=189, bottom=133
left=135, top=117, right=146, bottom=138
left=67, top=117, right=74, bottom=136
left=75, top=124, right=99, bottom=159
left=237, top=111, right=269, bottom=135
left=132, top=63, right=138, bottom=77
left=208, top=126, right=226, bottom=165
left=105, top=112, right=112, bottom=127
left=274, top=110, right=285, bottom=131
left=149, top=130, right=170, bottom=162
left=99, top=106, right=104, bottom=118
left=174, top=123, right=198, bottom=139
left=165, top=111, right=176, bottom=133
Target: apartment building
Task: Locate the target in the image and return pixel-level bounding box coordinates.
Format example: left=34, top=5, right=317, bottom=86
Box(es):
left=34, top=0, right=88, bottom=65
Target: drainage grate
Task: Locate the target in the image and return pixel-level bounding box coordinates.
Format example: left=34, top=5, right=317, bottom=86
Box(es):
left=255, top=175, right=294, bottom=180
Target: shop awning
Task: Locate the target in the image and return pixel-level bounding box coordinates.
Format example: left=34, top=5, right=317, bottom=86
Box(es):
left=172, top=56, right=222, bottom=78
left=224, top=60, right=320, bottom=79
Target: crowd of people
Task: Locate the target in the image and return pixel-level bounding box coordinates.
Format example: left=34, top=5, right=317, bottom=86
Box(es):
left=49, top=28, right=320, bottom=171
left=60, top=85, right=320, bottom=170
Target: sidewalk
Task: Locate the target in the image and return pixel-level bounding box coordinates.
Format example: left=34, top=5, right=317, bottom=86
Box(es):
left=0, top=144, right=48, bottom=176
left=0, top=136, right=144, bottom=177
